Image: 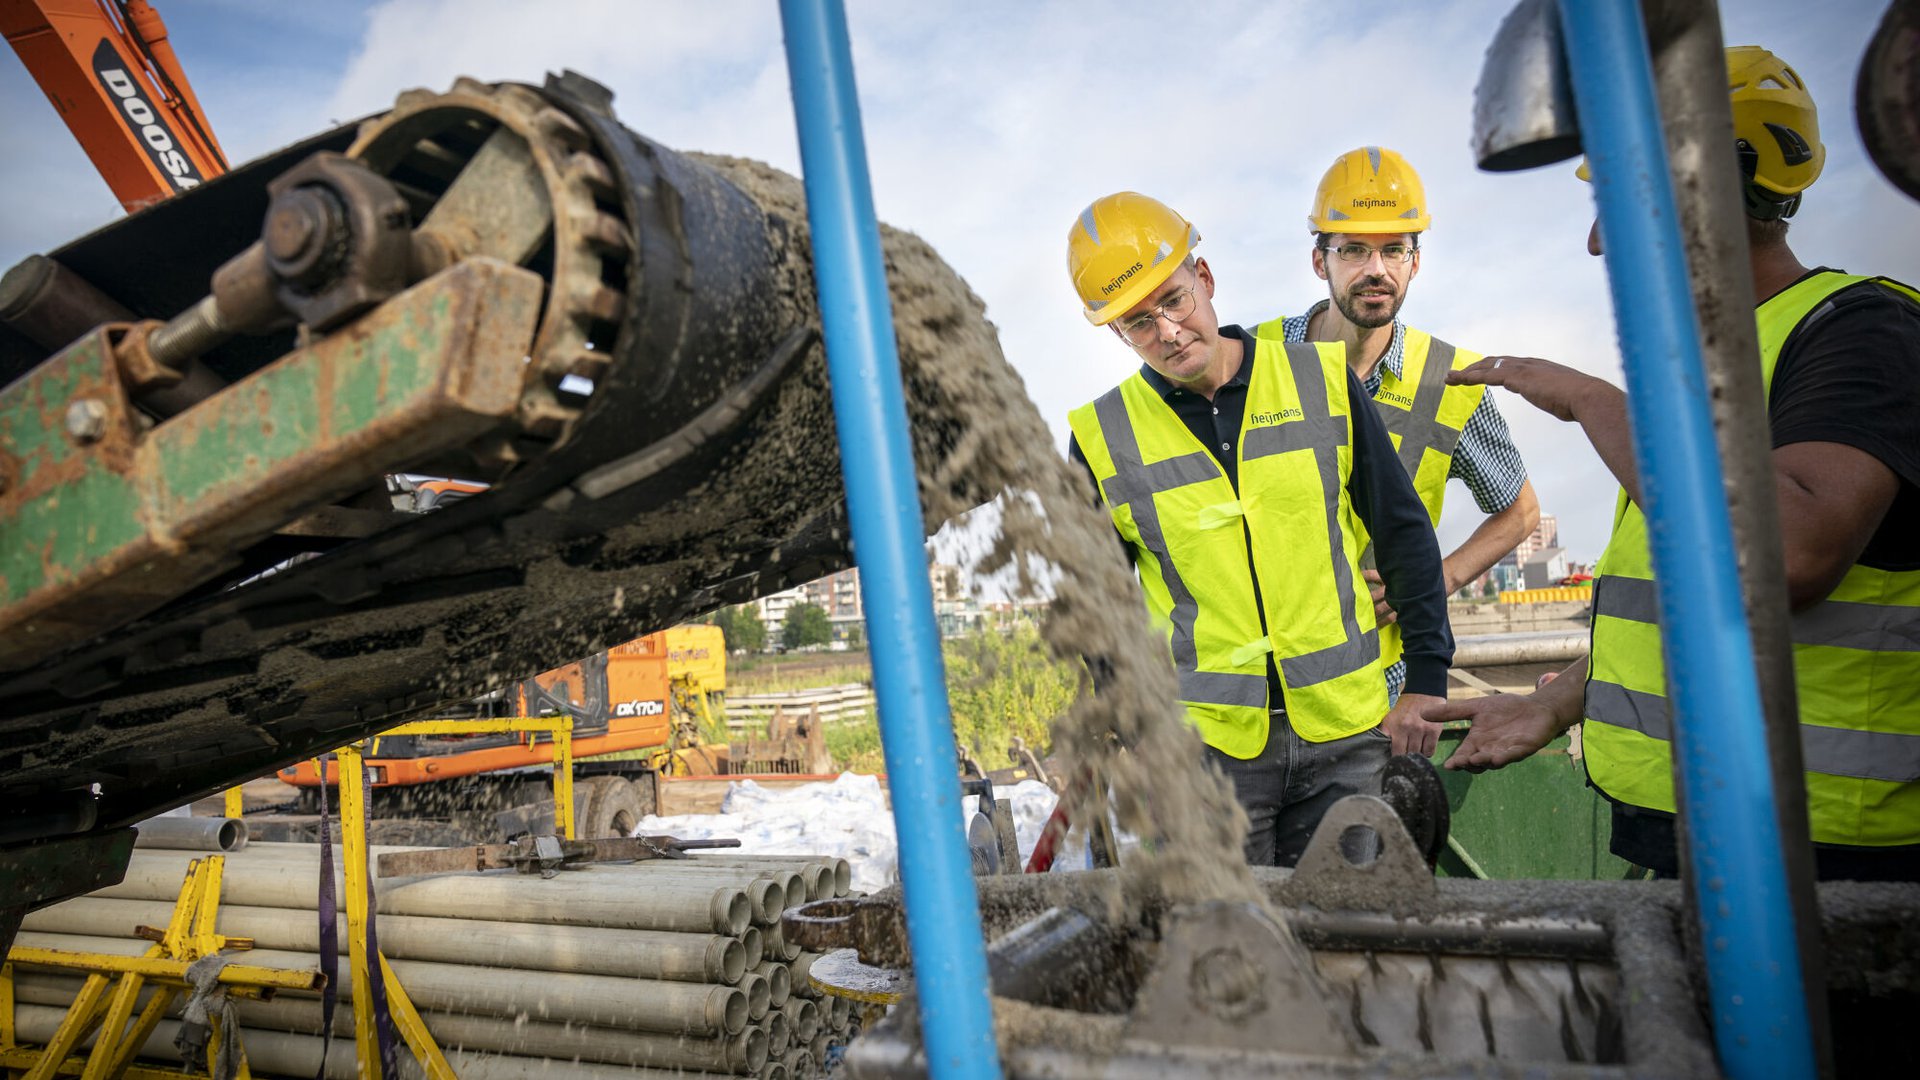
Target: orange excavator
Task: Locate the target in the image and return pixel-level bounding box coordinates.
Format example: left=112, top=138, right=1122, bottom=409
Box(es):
left=274, top=622, right=737, bottom=841
left=2, top=0, right=226, bottom=212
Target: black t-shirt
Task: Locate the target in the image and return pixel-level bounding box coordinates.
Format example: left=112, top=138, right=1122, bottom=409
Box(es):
left=1766, top=270, right=1920, bottom=570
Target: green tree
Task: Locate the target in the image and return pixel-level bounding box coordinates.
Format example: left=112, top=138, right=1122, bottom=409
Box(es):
left=714, top=604, right=766, bottom=653
left=782, top=602, right=832, bottom=650
left=1482, top=577, right=1499, bottom=600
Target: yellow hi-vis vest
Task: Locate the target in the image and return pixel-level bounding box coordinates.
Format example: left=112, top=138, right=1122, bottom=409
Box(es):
left=1067, top=336, right=1388, bottom=758
left=1584, top=271, right=1920, bottom=846
left=1354, top=326, right=1488, bottom=668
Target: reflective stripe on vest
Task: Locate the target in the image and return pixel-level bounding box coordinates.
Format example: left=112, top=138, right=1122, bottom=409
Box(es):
left=1068, top=337, right=1387, bottom=756
left=1590, top=576, right=1920, bottom=784
left=1346, top=327, right=1486, bottom=669
left=1089, top=391, right=1268, bottom=711
left=1374, top=329, right=1487, bottom=526
left=1584, top=271, right=1920, bottom=846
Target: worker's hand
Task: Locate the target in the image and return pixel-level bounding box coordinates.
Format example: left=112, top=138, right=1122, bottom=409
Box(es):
left=1448, top=356, right=1619, bottom=424
left=1429, top=694, right=1561, bottom=772
left=1378, top=692, right=1444, bottom=757
left=1362, top=569, right=1397, bottom=625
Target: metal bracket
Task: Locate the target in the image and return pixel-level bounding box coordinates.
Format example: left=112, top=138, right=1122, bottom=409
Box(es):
left=1281, top=794, right=1438, bottom=916
left=375, top=833, right=738, bottom=878
left=1123, top=901, right=1360, bottom=1057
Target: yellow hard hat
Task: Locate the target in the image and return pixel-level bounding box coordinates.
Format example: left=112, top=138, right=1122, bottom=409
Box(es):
left=1308, top=146, right=1430, bottom=235
left=1574, top=47, right=1823, bottom=210
left=1726, top=45, right=1823, bottom=198
left=1067, top=192, right=1200, bottom=326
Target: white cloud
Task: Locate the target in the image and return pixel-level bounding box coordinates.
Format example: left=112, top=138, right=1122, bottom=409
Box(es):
left=2, top=0, right=1903, bottom=567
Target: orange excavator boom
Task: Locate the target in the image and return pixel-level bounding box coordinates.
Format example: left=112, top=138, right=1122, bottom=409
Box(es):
left=2, top=0, right=225, bottom=212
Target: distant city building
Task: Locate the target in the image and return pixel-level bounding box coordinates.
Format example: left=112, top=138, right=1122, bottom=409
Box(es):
left=1488, top=553, right=1525, bottom=593
left=1522, top=546, right=1570, bottom=590
left=756, top=562, right=981, bottom=647
left=1512, top=513, right=1559, bottom=567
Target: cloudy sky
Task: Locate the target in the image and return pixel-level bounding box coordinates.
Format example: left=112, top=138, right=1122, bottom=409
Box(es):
left=2, top=0, right=1909, bottom=564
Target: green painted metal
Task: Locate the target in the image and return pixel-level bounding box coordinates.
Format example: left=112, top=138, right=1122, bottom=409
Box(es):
left=0, top=259, right=541, bottom=670
left=1429, top=724, right=1643, bottom=880
left=0, top=330, right=143, bottom=608
left=150, top=288, right=464, bottom=540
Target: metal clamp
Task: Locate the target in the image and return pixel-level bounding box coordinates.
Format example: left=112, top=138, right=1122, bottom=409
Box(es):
left=1280, top=794, right=1438, bottom=916
left=1123, top=901, right=1360, bottom=1057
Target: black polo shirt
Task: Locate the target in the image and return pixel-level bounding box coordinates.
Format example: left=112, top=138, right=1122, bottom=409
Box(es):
left=1067, top=324, right=1452, bottom=703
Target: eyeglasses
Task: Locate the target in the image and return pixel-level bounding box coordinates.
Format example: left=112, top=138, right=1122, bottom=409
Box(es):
left=1114, top=286, right=1198, bottom=346
left=1322, top=241, right=1417, bottom=265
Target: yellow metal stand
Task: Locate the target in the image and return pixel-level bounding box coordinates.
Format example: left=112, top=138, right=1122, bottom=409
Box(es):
left=329, top=714, right=577, bottom=1079
left=1, top=856, right=323, bottom=1080
left=665, top=674, right=726, bottom=776
left=221, top=789, right=243, bottom=820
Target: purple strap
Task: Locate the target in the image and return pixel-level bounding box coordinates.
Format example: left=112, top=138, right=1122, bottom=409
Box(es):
left=359, top=819, right=401, bottom=1075
left=314, top=756, right=337, bottom=1080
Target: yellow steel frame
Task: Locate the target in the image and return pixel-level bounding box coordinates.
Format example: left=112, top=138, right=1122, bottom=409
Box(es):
left=328, top=713, right=577, bottom=1080
left=1, top=856, right=323, bottom=1080
left=664, top=673, right=723, bottom=777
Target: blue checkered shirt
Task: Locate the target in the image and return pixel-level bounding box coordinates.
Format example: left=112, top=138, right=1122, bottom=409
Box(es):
left=1279, top=302, right=1529, bottom=700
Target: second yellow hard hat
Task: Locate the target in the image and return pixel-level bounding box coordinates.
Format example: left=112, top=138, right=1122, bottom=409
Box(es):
left=1308, top=146, right=1430, bottom=235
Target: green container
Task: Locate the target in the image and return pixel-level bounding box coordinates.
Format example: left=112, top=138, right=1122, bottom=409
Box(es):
left=1428, top=725, right=1644, bottom=880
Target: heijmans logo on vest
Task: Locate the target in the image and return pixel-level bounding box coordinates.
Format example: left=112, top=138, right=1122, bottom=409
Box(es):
left=1248, top=408, right=1303, bottom=426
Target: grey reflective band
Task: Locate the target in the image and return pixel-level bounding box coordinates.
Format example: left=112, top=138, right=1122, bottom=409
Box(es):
left=1598, top=574, right=1919, bottom=652
left=1585, top=678, right=1671, bottom=740
left=1791, top=600, right=1920, bottom=653
left=1181, top=669, right=1268, bottom=709
left=1588, top=677, right=1920, bottom=783
left=1376, top=337, right=1465, bottom=478
left=1593, top=575, right=1661, bottom=625
left=1801, top=725, right=1920, bottom=784
left=1283, top=629, right=1383, bottom=688
left=1094, top=388, right=1211, bottom=686
left=1243, top=342, right=1380, bottom=687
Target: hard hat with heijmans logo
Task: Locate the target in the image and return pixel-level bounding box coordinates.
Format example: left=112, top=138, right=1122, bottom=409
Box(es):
left=1067, top=192, right=1200, bottom=326
left=1308, top=147, right=1430, bottom=235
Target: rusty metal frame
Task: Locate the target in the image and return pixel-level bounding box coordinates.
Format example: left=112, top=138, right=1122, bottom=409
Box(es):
left=0, top=258, right=543, bottom=669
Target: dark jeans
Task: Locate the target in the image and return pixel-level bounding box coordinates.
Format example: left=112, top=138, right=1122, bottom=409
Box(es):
left=1203, top=712, right=1390, bottom=867
left=1610, top=803, right=1920, bottom=883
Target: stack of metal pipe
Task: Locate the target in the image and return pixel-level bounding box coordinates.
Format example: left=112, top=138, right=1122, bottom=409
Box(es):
left=13, top=842, right=861, bottom=1080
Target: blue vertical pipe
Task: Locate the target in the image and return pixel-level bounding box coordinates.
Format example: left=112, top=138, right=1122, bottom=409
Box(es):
left=777, top=3, right=1002, bottom=1078
left=1555, top=2, right=1814, bottom=1076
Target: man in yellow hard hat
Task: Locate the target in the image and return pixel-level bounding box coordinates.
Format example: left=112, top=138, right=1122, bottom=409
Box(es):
left=1281, top=147, right=1540, bottom=707
left=1064, top=192, right=1454, bottom=866
left=1431, top=47, right=1920, bottom=881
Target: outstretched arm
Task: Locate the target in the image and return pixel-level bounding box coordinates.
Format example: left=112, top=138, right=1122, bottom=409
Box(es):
left=1450, top=358, right=1640, bottom=505
left=1444, top=479, right=1539, bottom=594
left=1431, top=655, right=1589, bottom=772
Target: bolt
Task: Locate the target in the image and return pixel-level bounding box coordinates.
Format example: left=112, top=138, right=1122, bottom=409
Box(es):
left=265, top=189, right=325, bottom=262
left=65, top=398, right=109, bottom=444
left=1190, top=946, right=1265, bottom=1020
